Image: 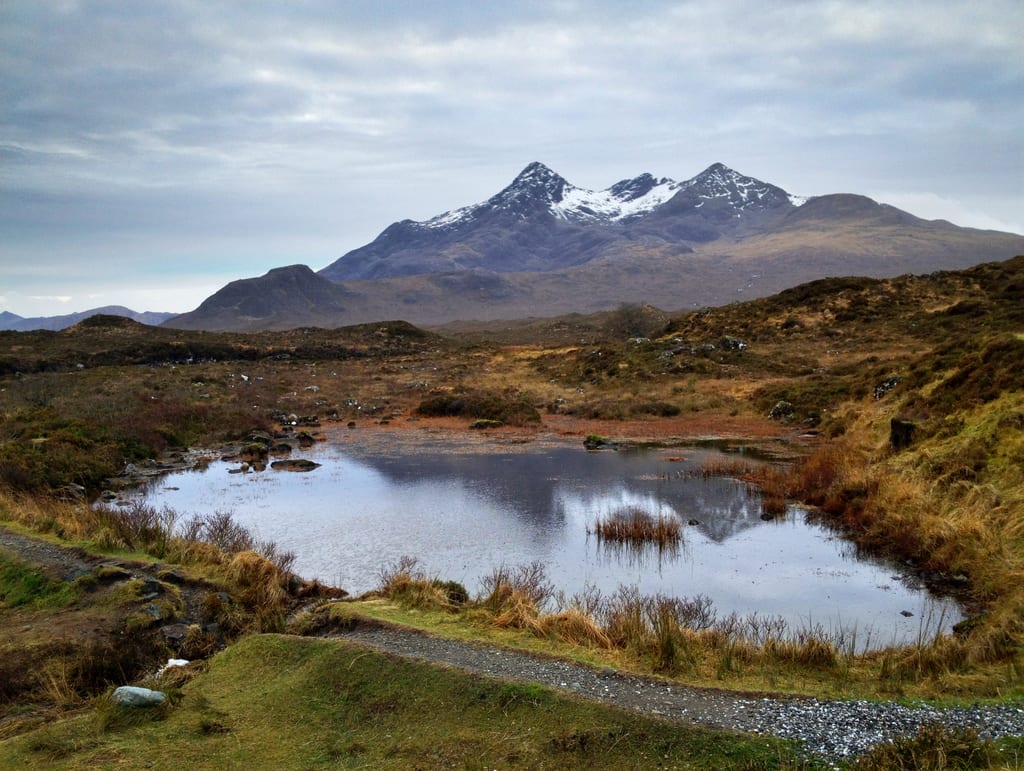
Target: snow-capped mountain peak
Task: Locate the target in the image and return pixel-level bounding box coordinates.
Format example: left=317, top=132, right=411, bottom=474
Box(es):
left=423, top=163, right=687, bottom=230
left=489, top=161, right=571, bottom=212
left=420, top=161, right=796, bottom=231
left=681, top=163, right=793, bottom=210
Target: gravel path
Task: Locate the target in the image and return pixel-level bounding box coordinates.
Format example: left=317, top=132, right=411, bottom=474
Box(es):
left=334, top=622, right=1024, bottom=763
left=0, top=525, right=99, bottom=580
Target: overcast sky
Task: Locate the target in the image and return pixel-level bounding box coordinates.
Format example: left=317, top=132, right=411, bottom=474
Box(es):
left=2, top=1, right=1022, bottom=317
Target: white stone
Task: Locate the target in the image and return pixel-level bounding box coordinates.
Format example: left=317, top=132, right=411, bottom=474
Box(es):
left=112, top=685, right=166, bottom=707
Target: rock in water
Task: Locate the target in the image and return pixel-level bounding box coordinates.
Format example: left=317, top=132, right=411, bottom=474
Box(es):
left=270, top=458, right=321, bottom=472
left=111, top=685, right=166, bottom=707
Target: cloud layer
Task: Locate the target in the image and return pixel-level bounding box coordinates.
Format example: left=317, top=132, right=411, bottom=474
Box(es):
left=2, top=1, right=1021, bottom=315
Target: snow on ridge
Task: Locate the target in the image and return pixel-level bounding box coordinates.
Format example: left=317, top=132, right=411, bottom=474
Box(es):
left=553, top=177, right=681, bottom=222
left=422, top=175, right=682, bottom=228
left=416, top=163, right=800, bottom=231
left=681, top=164, right=788, bottom=209
left=423, top=204, right=478, bottom=230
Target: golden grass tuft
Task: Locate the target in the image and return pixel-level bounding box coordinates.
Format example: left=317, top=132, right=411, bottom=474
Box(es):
left=540, top=608, right=614, bottom=649
left=224, top=550, right=290, bottom=631
left=591, top=507, right=681, bottom=546
left=491, top=590, right=544, bottom=636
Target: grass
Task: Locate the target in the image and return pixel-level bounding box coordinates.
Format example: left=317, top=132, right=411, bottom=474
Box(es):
left=0, top=633, right=812, bottom=770
left=0, top=494, right=344, bottom=733
left=590, top=506, right=682, bottom=546
left=0, top=552, right=79, bottom=609
left=0, top=493, right=300, bottom=601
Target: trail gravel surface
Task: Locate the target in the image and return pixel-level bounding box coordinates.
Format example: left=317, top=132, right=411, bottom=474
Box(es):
left=334, top=622, right=1024, bottom=763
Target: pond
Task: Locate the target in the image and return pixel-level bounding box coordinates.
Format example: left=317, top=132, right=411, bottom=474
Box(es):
left=142, top=429, right=963, bottom=646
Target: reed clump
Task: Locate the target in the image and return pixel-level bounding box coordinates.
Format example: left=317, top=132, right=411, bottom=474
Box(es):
left=590, top=507, right=681, bottom=546
left=374, top=556, right=468, bottom=612
left=538, top=608, right=613, bottom=650
left=696, top=459, right=793, bottom=518
left=370, top=555, right=1014, bottom=695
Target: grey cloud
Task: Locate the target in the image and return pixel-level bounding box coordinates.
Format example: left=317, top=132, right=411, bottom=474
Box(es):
left=0, top=0, right=1021, bottom=315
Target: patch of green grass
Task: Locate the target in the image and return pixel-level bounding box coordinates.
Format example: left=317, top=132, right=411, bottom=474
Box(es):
left=0, top=552, right=77, bottom=609
left=0, top=634, right=811, bottom=769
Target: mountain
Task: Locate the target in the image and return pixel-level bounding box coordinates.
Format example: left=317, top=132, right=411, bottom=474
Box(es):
left=0, top=306, right=175, bottom=332
left=318, top=162, right=801, bottom=282
left=168, top=162, right=1024, bottom=331
left=164, top=265, right=357, bottom=332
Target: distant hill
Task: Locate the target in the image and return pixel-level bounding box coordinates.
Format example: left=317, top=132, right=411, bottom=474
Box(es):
left=166, top=162, right=1024, bottom=331
left=0, top=306, right=175, bottom=332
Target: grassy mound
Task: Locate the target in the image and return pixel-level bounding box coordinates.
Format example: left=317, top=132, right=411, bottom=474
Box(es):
left=0, top=634, right=804, bottom=769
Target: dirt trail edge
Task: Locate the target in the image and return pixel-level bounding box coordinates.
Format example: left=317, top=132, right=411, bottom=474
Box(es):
left=330, top=620, right=1024, bottom=762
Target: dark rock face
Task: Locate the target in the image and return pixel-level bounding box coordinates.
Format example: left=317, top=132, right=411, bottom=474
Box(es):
left=890, top=418, right=918, bottom=451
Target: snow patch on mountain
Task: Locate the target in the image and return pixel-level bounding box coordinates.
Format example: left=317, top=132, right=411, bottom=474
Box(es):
left=554, top=176, right=681, bottom=222
left=680, top=162, right=796, bottom=211
left=419, top=161, right=802, bottom=231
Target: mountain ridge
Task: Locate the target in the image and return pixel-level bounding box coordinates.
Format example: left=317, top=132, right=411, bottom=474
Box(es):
left=0, top=306, right=175, bottom=332
left=166, top=162, right=1024, bottom=332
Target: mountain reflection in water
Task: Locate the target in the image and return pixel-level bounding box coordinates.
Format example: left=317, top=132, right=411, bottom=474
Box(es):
left=143, top=432, right=963, bottom=645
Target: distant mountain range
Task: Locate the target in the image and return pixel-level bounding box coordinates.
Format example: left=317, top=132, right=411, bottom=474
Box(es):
left=146, top=162, right=1024, bottom=331
left=0, top=306, right=176, bottom=332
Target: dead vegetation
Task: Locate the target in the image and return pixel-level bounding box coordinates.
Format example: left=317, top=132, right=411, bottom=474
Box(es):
left=589, top=506, right=682, bottom=546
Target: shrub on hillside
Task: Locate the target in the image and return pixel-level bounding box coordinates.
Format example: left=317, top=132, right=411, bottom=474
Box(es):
left=415, top=389, right=540, bottom=425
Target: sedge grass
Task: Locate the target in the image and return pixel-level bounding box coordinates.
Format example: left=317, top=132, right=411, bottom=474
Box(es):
left=589, top=506, right=682, bottom=546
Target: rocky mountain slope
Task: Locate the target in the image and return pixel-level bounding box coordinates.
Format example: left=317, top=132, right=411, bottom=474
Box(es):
left=166, top=163, right=1024, bottom=331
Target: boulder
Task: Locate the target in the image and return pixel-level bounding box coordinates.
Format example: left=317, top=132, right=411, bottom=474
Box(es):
left=874, top=375, right=902, bottom=399
left=111, top=685, right=166, bottom=707
left=160, top=623, right=191, bottom=645
left=768, top=400, right=795, bottom=421
left=270, top=459, right=321, bottom=472
left=57, top=483, right=86, bottom=502
left=720, top=336, right=748, bottom=351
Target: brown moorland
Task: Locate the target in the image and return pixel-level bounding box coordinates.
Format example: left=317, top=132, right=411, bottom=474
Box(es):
left=1, top=255, right=1022, bottom=747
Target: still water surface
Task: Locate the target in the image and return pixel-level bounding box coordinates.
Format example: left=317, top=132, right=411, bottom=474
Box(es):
left=143, top=430, right=962, bottom=644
